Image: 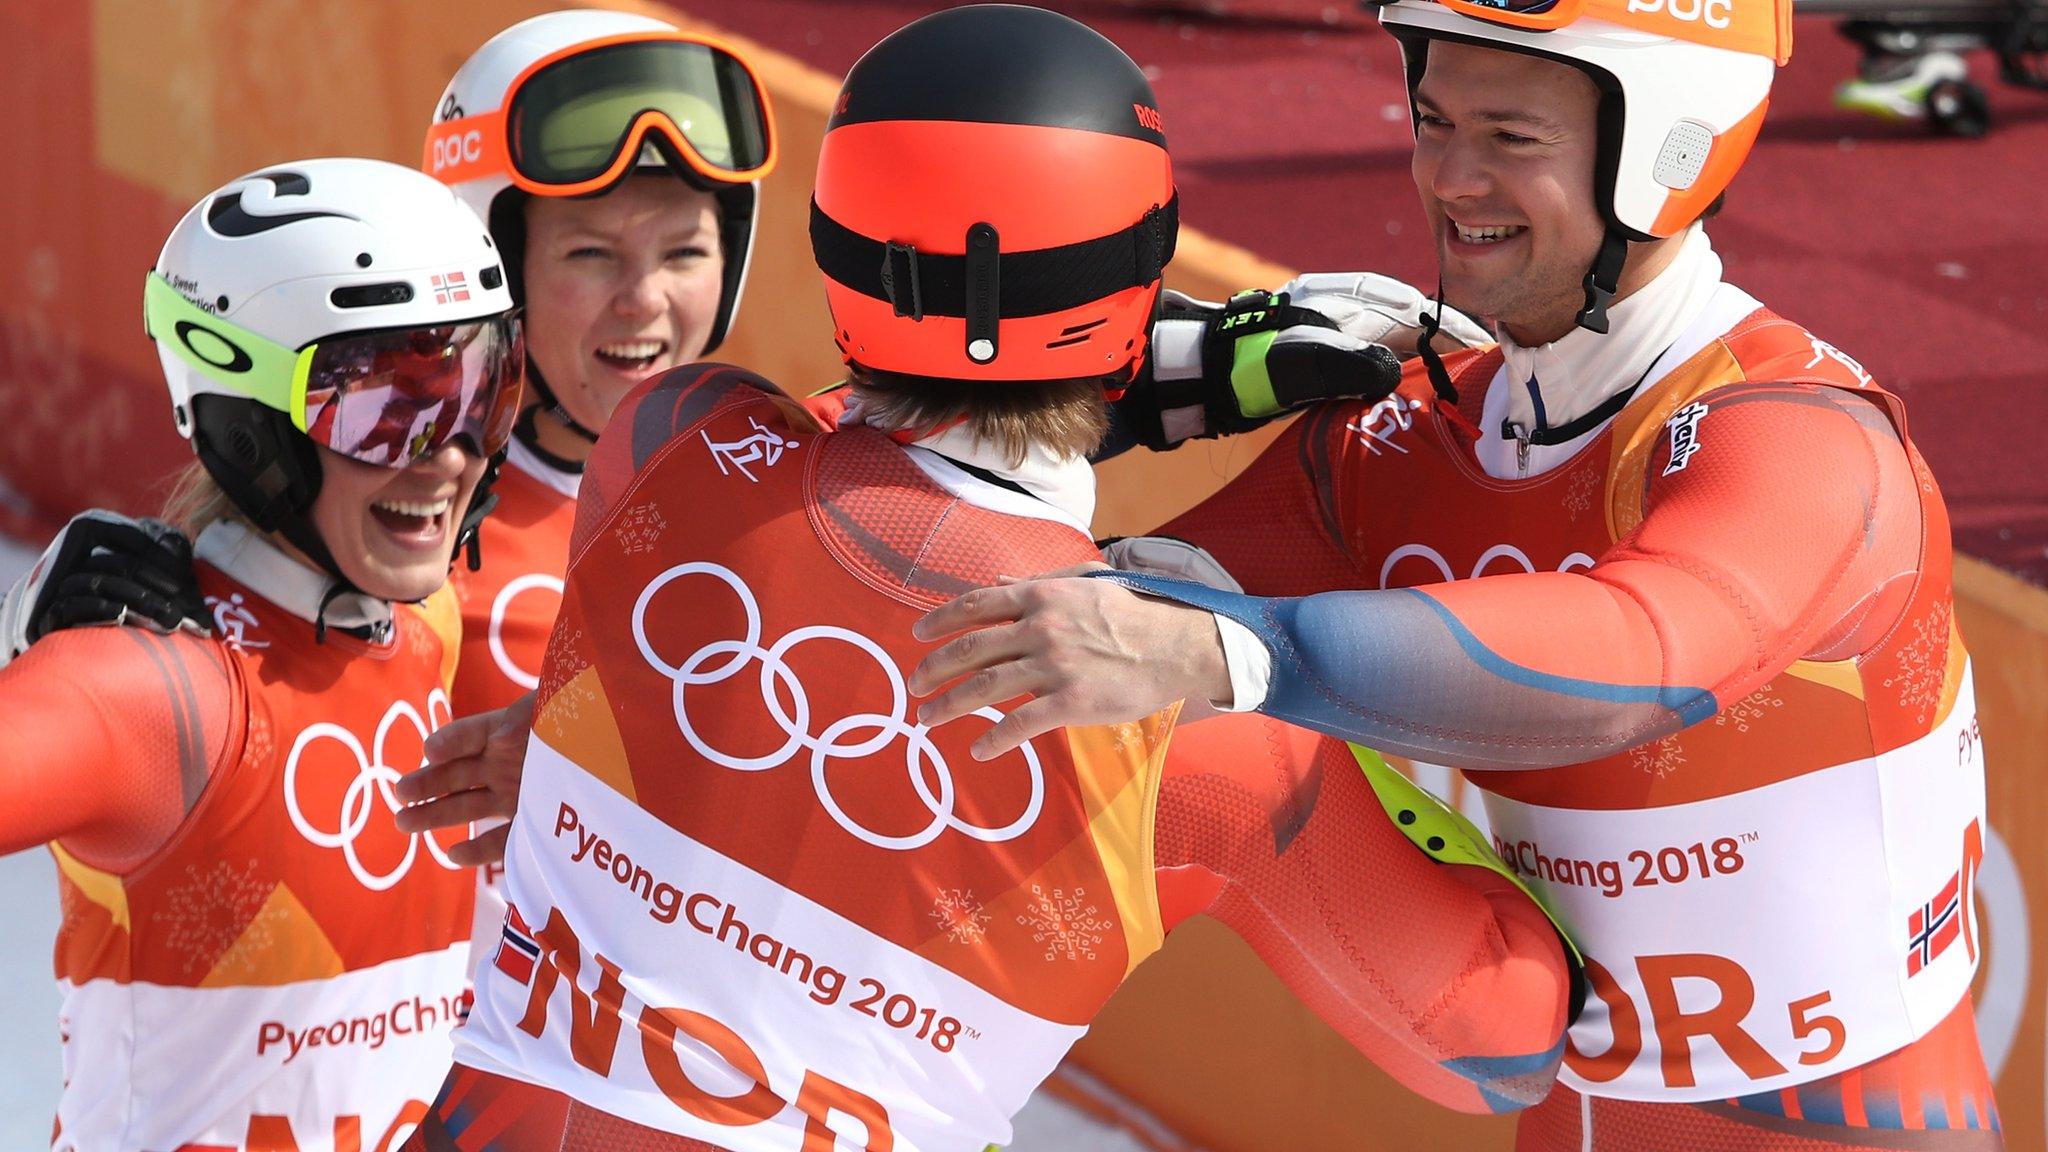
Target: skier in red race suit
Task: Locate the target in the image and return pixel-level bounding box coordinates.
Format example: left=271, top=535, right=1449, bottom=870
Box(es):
left=400, top=8, right=1575, bottom=1150
left=0, top=159, right=523, bottom=1152
left=911, top=0, right=1999, bottom=1147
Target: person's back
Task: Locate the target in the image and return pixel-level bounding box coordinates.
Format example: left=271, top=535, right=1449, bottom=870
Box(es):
left=409, top=9, right=1574, bottom=1149
left=449, top=362, right=1179, bottom=1150
left=434, top=358, right=1575, bottom=1151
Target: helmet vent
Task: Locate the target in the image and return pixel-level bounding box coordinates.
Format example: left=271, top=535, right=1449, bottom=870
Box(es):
left=1047, top=317, right=1107, bottom=350
left=330, top=282, right=416, bottom=309
left=1653, top=121, right=1715, bottom=191
left=225, top=422, right=265, bottom=468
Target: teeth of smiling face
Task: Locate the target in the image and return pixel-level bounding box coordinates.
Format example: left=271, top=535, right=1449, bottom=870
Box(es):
left=1454, top=222, right=1526, bottom=244
left=596, top=340, right=667, bottom=361
left=373, top=497, right=451, bottom=519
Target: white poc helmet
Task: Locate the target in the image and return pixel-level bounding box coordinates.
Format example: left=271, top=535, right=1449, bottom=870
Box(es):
left=423, top=9, right=777, bottom=356
left=1373, top=0, right=1791, bottom=328
left=146, top=158, right=521, bottom=578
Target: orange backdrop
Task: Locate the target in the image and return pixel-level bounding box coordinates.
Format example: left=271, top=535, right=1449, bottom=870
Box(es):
left=1, top=3, right=2040, bottom=1148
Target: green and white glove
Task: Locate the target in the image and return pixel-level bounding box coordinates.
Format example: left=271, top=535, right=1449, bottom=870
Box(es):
left=1130, top=274, right=1488, bottom=451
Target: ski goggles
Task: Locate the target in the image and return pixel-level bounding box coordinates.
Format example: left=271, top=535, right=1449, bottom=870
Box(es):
left=1380, top=0, right=1789, bottom=63
left=425, top=32, right=777, bottom=196
left=145, top=274, right=525, bottom=467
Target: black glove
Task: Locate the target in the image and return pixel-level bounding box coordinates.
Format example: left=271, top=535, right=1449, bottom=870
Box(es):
left=1119, top=288, right=1407, bottom=452
left=0, top=510, right=210, bottom=665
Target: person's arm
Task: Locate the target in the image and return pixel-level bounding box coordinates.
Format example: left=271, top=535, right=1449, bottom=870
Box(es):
left=1153, top=714, right=1571, bottom=1114
left=0, top=626, right=234, bottom=869
left=914, top=384, right=1920, bottom=767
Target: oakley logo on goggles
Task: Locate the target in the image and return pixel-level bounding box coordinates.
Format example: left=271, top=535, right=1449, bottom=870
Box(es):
left=424, top=33, right=777, bottom=195
left=146, top=274, right=525, bottom=467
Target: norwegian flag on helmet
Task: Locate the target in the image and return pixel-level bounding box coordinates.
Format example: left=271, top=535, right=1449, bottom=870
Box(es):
left=432, top=271, right=471, bottom=305
left=1907, top=871, right=1963, bottom=978
left=494, top=904, right=542, bottom=985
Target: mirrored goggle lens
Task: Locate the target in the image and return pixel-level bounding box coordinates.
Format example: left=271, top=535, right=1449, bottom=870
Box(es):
left=302, top=316, right=524, bottom=467
left=510, top=39, right=771, bottom=185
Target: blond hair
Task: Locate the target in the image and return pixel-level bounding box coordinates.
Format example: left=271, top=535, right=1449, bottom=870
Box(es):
left=158, top=460, right=238, bottom=536
left=847, top=371, right=1109, bottom=466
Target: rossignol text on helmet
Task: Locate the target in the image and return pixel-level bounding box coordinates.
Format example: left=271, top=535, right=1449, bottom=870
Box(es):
left=146, top=158, right=522, bottom=581
left=424, top=9, right=776, bottom=356
left=810, top=4, right=1178, bottom=385
left=1372, top=0, right=1792, bottom=329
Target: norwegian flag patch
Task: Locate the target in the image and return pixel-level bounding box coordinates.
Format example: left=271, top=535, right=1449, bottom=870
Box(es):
left=494, top=905, right=541, bottom=985
left=432, top=271, right=471, bottom=305
left=1907, top=870, right=1963, bottom=977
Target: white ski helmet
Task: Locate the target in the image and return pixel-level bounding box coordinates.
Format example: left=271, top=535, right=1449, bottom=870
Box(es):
left=423, top=9, right=776, bottom=356
left=145, top=158, right=522, bottom=576
left=1372, top=0, right=1792, bottom=328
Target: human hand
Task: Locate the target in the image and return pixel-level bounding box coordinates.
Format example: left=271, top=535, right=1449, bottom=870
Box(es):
left=909, top=569, right=1228, bottom=760
left=393, top=691, right=537, bottom=867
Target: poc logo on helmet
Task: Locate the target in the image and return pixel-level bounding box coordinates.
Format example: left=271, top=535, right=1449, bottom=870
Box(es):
left=430, top=130, right=484, bottom=174
left=1626, top=0, right=1733, bottom=27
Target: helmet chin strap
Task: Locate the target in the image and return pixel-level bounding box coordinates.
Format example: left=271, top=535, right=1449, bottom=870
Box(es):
left=519, top=361, right=602, bottom=444
left=1575, top=230, right=1630, bottom=335
left=1415, top=278, right=1462, bottom=407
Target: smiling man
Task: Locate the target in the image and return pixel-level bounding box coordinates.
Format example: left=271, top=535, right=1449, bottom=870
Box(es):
left=911, top=0, right=2001, bottom=1146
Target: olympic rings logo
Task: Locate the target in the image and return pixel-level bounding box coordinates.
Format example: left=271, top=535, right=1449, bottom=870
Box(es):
left=1377, top=543, right=1596, bottom=590
left=631, top=562, right=1045, bottom=852
left=284, top=691, right=461, bottom=891
left=488, top=573, right=564, bottom=691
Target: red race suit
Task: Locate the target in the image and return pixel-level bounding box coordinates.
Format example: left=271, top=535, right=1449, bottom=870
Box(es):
left=0, top=519, right=477, bottom=1152
left=406, top=363, right=1573, bottom=1152
left=1112, top=266, right=1998, bottom=1148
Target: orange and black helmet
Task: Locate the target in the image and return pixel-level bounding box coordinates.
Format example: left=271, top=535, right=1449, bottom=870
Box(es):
left=810, top=4, right=1177, bottom=385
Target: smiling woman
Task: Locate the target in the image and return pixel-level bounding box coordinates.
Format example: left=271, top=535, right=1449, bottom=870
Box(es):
left=519, top=175, right=727, bottom=464
left=0, top=157, right=518, bottom=1152
left=417, top=9, right=779, bottom=728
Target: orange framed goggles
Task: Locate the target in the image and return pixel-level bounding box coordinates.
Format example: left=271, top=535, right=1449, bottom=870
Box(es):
left=1421, top=0, right=1790, bottom=64
left=425, top=31, right=778, bottom=197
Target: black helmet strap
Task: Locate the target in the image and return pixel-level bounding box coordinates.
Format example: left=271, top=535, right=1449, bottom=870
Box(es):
left=809, top=193, right=1180, bottom=342
left=1576, top=229, right=1631, bottom=335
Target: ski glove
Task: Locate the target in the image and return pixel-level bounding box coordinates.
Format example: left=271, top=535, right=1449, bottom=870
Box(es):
left=0, top=509, right=210, bottom=667
left=1127, top=274, right=1488, bottom=451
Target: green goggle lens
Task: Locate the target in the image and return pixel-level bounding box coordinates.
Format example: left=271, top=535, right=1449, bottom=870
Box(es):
left=510, top=40, right=771, bottom=185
